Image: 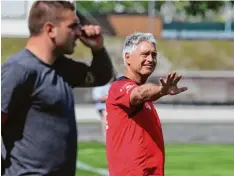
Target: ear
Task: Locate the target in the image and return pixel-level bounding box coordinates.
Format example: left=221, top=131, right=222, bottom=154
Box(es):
left=44, top=22, right=57, bottom=38
left=125, top=52, right=131, bottom=65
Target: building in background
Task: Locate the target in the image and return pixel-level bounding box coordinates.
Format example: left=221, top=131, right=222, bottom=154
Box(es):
left=2, top=1, right=234, bottom=39
left=1, top=1, right=35, bottom=37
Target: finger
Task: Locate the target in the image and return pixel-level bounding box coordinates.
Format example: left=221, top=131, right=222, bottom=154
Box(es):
left=82, top=25, right=94, bottom=37
left=168, top=72, right=176, bottom=84
left=94, top=25, right=101, bottom=35
left=169, top=86, right=188, bottom=95
left=179, top=87, right=188, bottom=92
left=174, top=87, right=188, bottom=94
left=171, top=72, right=176, bottom=81
left=81, top=26, right=90, bottom=37
left=173, top=74, right=182, bottom=85
left=88, top=25, right=101, bottom=36
left=166, top=73, right=171, bottom=84
left=87, top=25, right=96, bottom=36
left=166, top=73, right=171, bottom=82
left=159, top=78, right=166, bottom=86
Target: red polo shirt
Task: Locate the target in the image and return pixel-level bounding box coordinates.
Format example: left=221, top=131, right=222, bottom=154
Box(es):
left=106, top=77, right=165, bottom=176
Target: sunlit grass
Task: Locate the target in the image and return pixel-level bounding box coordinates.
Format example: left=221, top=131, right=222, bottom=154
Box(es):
left=77, top=142, right=234, bottom=176
left=2, top=37, right=234, bottom=70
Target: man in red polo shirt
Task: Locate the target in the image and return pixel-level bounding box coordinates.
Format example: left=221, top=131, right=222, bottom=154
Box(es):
left=105, top=32, right=188, bottom=176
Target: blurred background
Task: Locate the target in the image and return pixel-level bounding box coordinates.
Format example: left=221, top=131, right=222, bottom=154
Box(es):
left=1, top=1, right=234, bottom=176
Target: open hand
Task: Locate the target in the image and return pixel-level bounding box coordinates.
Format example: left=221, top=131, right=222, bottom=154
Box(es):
left=80, top=25, right=104, bottom=51
left=159, top=72, right=188, bottom=96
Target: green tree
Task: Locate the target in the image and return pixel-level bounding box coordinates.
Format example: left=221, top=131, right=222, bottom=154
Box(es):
left=184, top=1, right=224, bottom=17
left=76, top=1, right=232, bottom=17
left=76, top=1, right=165, bottom=14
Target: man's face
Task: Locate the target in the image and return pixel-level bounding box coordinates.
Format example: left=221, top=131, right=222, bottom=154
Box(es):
left=52, top=9, right=81, bottom=55
left=126, top=41, right=157, bottom=77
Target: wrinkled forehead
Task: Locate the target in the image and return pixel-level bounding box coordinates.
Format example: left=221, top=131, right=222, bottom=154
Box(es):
left=135, top=41, right=157, bottom=52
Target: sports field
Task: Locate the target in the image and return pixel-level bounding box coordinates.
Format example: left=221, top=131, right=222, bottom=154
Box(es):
left=76, top=142, right=234, bottom=176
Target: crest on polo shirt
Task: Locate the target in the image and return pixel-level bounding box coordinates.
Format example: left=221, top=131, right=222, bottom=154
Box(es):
left=120, top=83, right=136, bottom=94
left=145, top=103, right=152, bottom=110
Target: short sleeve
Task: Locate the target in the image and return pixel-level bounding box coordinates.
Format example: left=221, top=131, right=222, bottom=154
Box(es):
left=111, top=80, right=138, bottom=109
left=1, top=63, right=30, bottom=115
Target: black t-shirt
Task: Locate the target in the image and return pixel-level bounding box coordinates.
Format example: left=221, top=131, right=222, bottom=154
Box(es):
left=1, top=48, right=105, bottom=175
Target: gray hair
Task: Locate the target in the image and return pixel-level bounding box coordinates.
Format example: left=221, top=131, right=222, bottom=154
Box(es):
left=122, top=32, right=157, bottom=64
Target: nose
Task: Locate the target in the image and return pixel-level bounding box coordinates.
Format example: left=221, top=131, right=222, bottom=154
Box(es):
left=146, top=54, right=157, bottom=66
left=147, top=54, right=155, bottom=62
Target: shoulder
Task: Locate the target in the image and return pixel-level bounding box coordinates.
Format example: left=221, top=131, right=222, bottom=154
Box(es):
left=2, top=50, right=38, bottom=83
left=109, top=76, right=137, bottom=94
left=5, top=49, right=31, bottom=64
left=2, top=62, right=34, bottom=79
left=3, top=49, right=38, bottom=73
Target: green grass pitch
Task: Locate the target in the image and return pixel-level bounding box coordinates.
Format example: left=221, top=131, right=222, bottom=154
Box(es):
left=77, top=142, right=234, bottom=176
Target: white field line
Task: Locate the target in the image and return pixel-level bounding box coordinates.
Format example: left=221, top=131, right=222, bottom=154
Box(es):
left=76, top=161, right=109, bottom=176
left=77, top=148, right=109, bottom=176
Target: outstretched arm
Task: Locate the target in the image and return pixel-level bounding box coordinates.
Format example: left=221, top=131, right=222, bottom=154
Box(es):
left=130, top=72, right=188, bottom=106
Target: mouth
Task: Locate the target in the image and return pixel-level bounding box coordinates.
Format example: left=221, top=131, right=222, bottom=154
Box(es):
left=143, top=65, right=155, bottom=69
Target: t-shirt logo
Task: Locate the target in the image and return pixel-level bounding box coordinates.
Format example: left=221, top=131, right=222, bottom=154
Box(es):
left=125, top=85, right=135, bottom=94
left=120, top=83, right=136, bottom=94
left=145, top=103, right=151, bottom=110
left=85, top=72, right=94, bottom=86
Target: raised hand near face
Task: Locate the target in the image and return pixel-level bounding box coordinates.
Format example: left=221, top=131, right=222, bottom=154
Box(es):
left=79, top=25, right=104, bottom=51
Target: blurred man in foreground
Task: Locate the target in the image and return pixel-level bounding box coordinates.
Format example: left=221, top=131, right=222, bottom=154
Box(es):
left=105, top=32, right=187, bottom=176
left=1, top=1, right=113, bottom=175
